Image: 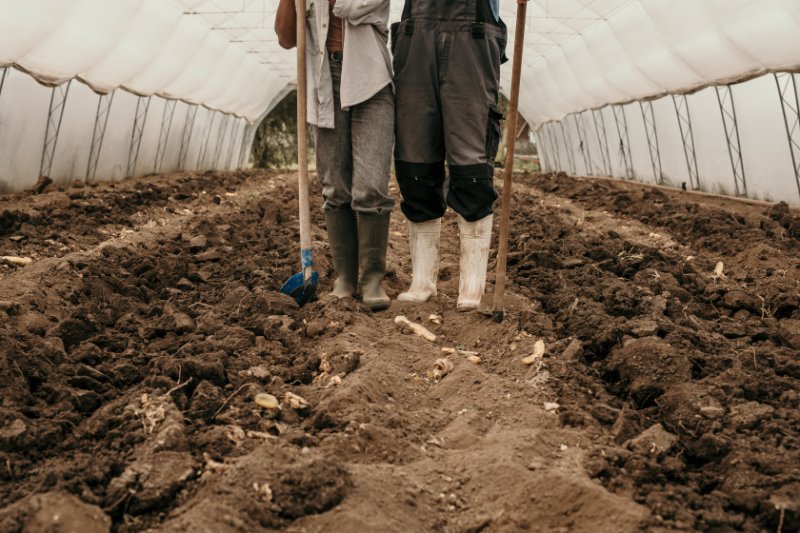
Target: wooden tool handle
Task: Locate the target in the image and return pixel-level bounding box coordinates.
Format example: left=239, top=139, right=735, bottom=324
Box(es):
left=295, top=0, right=313, bottom=278
left=492, top=2, right=527, bottom=321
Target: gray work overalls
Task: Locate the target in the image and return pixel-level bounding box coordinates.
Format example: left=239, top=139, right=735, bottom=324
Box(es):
left=392, top=0, right=507, bottom=223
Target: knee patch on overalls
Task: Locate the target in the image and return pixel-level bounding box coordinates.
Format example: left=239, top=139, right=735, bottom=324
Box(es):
left=396, top=160, right=447, bottom=223
left=446, top=163, right=498, bottom=222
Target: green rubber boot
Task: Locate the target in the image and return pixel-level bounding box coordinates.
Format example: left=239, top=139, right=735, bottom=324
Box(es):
left=358, top=212, right=391, bottom=311
left=325, top=209, right=359, bottom=299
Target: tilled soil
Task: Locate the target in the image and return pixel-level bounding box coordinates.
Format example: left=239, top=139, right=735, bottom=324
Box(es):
left=0, top=170, right=797, bottom=532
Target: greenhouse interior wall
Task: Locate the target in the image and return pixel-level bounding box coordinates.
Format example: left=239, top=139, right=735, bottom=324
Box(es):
left=537, top=73, right=800, bottom=206
left=0, top=66, right=271, bottom=192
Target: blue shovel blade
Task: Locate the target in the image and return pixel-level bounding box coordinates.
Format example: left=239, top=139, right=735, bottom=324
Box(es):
left=280, top=270, right=319, bottom=307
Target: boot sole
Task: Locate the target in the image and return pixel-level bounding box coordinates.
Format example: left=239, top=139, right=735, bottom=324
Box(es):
left=457, top=301, right=480, bottom=312
left=364, top=299, right=391, bottom=311
left=397, top=292, right=435, bottom=303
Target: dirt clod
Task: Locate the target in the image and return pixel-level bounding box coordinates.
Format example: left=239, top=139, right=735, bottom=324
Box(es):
left=625, top=423, right=679, bottom=457
left=0, top=491, right=110, bottom=533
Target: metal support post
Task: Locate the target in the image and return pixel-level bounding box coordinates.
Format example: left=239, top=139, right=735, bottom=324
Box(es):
left=39, top=80, right=72, bottom=178
left=0, top=67, right=8, bottom=102
left=239, top=123, right=259, bottom=168
left=573, top=112, right=593, bottom=175
left=212, top=114, right=232, bottom=168
left=178, top=105, right=199, bottom=171
left=559, top=119, right=577, bottom=175
left=672, top=94, right=700, bottom=190
left=85, top=91, right=115, bottom=182
left=154, top=99, right=177, bottom=173
left=197, top=110, right=217, bottom=170
left=640, top=101, right=663, bottom=184
left=126, top=95, right=152, bottom=178
left=774, top=72, right=800, bottom=200
left=534, top=127, right=549, bottom=173
left=715, top=85, right=747, bottom=197
left=225, top=119, right=242, bottom=170
left=534, top=127, right=551, bottom=173
left=237, top=123, right=253, bottom=169
left=592, top=108, right=612, bottom=176
left=612, top=105, right=635, bottom=180
left=543, top=123, right=559, bottom=173
left=546, top=123, right=562, bottom=172
left=235, top=125, right=248, bottom=170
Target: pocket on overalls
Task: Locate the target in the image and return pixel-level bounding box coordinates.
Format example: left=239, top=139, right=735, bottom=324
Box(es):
left=486, top=106, right=504, bottom=164
left=391, top=22, right=401, bottom=52
left=497, top=21, right=509, bottom=64
left=391, top=21, right=413, bottom=77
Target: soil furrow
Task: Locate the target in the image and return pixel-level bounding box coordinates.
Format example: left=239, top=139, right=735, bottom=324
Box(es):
left=0, top=170, right=797, bottom=532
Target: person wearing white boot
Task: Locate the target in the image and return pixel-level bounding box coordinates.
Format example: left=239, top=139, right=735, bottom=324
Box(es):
left=392, top=0, right=507, bottom=311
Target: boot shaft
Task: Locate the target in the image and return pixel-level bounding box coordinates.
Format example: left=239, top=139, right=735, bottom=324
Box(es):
left=358, top=212, right=392, bottom=310
left=457, top=214, right=493, bottom=310
left=398, top=218, right=442, bottom=303
left=358, top=212, right=391, bottom=276
left=325, top=209, right=359, bottom=296
left=409, top=218, right=442, bottom=240
left=458, top=213, right=494, bottom=239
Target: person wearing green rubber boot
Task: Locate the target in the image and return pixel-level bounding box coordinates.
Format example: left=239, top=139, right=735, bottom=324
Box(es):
left=276, top=0, right=394, bottom=311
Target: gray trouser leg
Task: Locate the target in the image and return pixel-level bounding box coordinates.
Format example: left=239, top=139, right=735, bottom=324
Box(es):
left=350, top=84, right=395, bottom=214
left=315, top=62, right=395, bottom=214
left=315, top=62, right=351, bottom=211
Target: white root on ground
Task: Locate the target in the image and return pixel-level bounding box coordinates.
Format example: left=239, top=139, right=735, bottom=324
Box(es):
left=395, top=315, right=437, bottom=342
left=429, top=358, right=453, bottom=381
left=254, top=393, right=280, bottom=410
left=521, top=340, right=546, bottom=366
left=441, top=348, right=480, bottom=364
left=253, top=482, right=273, bottom=502
left=313, top=353, right=343, bottom=387
left=0, top=256, right=32, bottom=266
left=284, top=392, right=310, bottom=410
left=713, top=261, right=726, bottom=279
left=441, top=347, right=479, bottom=357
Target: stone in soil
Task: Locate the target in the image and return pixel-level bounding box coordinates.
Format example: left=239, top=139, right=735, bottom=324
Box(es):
left=625, top=423, right=679, bottom=457
left=0, top=491, right=111, bottom=533
left=106, top=452, right=197, bottom=514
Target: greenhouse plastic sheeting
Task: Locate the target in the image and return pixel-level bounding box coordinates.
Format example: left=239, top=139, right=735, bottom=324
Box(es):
left=516, top=0, right=800, bottom=124
left=0, top=0, right=290, bottom=120
left=1, top=0, right=800, bottom=204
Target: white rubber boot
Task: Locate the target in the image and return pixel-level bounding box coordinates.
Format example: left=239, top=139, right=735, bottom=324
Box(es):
left=457, top=214, right=493, bottom=311
left=398, top=218, right=442, bottom=303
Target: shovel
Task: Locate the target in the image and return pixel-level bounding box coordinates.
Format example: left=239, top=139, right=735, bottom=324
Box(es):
left=486, top=0, right=528, bottom=323
left=280, top=0, right=318, bottom=307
